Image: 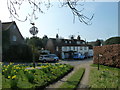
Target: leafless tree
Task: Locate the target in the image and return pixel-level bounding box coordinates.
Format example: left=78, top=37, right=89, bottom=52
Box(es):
left=7, top=0, right=94, bottom=25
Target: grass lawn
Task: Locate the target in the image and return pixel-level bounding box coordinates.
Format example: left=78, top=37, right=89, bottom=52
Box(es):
left=89, top=64, right=120, bottom=88
left=59, top=68, right=85, bottom=89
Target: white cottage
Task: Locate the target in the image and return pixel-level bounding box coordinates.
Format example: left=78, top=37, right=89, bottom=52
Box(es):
left=46, top=34, right=93, bottom=59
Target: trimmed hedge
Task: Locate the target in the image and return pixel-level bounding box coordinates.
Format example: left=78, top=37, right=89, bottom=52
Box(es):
left=3, top=44, right=33, bottom=62
left=93, top=44, right=120, bottom=68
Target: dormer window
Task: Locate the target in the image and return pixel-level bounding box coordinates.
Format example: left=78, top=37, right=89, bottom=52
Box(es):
left=65, top=41, right=67, bottom=44
left=83, top=42, right=85, bottom=44
left=12, top=35, right=17, bottom=41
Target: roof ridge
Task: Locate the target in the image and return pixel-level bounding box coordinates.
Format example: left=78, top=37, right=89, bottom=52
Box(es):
left=2, top=21, right=15, bottom=24
left=2, top=21, right=14, bottom=31
left=50, top=38, right=85, bottom=41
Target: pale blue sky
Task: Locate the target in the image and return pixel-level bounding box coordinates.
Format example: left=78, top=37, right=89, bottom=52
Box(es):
left=0, top=1, right=119, bottom=41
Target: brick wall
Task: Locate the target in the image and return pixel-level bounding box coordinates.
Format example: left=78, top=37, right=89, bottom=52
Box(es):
left=93, top=44, right=120, bottom=68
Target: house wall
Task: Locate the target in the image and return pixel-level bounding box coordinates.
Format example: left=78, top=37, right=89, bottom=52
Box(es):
left=61, top=46, right=89, bottom=54
left=93, top=44, right=120, bottom=68
left=61, top=46, right=89, bottom=59
left=45, top=39, right=55, bottom=53
left=88, top=49, right=93, bottom=57
left=46, top=38, right=93, bottom=59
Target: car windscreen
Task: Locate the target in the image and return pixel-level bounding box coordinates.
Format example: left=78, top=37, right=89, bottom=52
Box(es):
left=74, top=54, right=78, bottom=56
left=49, top=54, right=57, bottom=57
left=44, top=56, right=49, bottom=58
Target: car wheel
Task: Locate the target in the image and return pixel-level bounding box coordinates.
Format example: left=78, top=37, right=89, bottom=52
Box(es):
left=53, top=59, right=56, bottom=62
left=43, top=60, right=46, bottom=63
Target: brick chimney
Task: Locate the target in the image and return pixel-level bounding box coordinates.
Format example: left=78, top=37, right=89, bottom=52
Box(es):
left=77, top=35, right=81, bottom=40
left=56, top=34, right=59, bottom=38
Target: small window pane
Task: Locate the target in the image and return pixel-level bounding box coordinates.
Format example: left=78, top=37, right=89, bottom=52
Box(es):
left=12, top=35, right=17, bottom=41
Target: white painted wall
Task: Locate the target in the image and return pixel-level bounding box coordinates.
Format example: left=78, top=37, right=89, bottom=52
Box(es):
left=88, top=49, right=93, bottom=56
left=61, top=46, right=91, bottom=59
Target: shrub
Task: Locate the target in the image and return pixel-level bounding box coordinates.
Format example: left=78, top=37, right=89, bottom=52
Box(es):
left=3, top=44, right=33, bottom=62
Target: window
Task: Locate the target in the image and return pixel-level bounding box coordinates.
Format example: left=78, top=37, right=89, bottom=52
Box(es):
left=80, top=47, right=82, bottom=50
left=82, top=47, right=84, bottom=50
left=12, top=35, right=17, bottom=41
left=83, top=42, right=85, bottom=44
left=69, top=46, right=71, bottom=50
left=62, top=46, right=67, bottom=51
left=77, top=41, right=80, bottom=44
left=69, top=41, right=71, bottom=44
left=44, top=55, right=50, bottom=58
left=86, top=47, right=88, bottom=50
left=67, top=46, right=69, bottom=51
left=62, top=47, right=64, bottom=51
left=73, top=47, right=75, bottom=50
left=78, top=47, right=80, bottom=52
left=56, top=46, right=59, bottom=51
left=64, top=46, right=67, bottom=51
left=71, top=46, right=74, bottom=51
left=75, top=47, right=78, bottom=51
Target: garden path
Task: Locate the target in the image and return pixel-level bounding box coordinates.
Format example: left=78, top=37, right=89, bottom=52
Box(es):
left=76, top=60, right=93, bottom=89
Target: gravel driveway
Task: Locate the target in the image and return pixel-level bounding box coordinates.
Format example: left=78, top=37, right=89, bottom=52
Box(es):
left=59, top=57, right=93, bottom=66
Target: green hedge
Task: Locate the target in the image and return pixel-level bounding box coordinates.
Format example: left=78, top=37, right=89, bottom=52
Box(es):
left=3, top=44, right=33, bottom=62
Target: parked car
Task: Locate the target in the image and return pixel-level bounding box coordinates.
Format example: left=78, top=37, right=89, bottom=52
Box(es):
left=88, top=53, right=93, bottom=58
left=39, top=54, right=59, bottom=62
left=73, top=53, right=85, bottom=60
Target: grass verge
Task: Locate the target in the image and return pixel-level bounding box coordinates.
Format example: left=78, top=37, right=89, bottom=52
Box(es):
left=59, top=68, right=85, bottom=89
left=89, top=64, right=120, bottom=88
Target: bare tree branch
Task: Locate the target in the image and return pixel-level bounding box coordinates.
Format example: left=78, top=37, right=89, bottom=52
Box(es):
left=66, top=0, right=94, bottom=25
left=7, top=0, right=28, bottom=22
left=7, top=0, right=51, bottom=22
left=7, top=0, right=94, bottom=25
